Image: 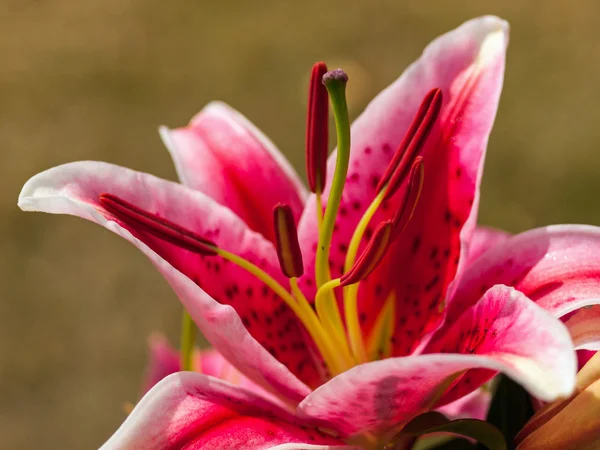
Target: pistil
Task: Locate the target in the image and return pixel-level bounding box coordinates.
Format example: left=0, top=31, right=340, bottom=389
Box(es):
left=315, top=69, right=351, bottom=289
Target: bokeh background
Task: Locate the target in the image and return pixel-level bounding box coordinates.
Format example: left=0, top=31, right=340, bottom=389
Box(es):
left=3, top=1, right=600, bottom=448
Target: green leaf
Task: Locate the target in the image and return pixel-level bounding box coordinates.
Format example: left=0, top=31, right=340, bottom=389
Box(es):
left=402, top=411, right=507, bottom=450
left=479, top=375, right=534, bottom=450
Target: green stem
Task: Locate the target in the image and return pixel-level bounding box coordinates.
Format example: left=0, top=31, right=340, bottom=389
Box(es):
left=180, top=310, right=195, bottom=371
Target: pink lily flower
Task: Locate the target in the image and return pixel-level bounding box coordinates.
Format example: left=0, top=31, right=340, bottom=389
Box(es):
left=18, top=16, right=600, bottom=448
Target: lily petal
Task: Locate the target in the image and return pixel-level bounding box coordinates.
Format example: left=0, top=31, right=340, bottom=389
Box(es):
left=18, top=161, right=318, bottom=399
left=466, top=226, right=511, bottom=264
left=298, top=285, right=575, bottom=437
left=447, top=224, right=600, bottom=324
left=565, top=306, right=600, bottom=350
left=297, top=16, right=508, bottom=357
left=160, top=102, right=307, bottom=242
left=102, top=373, right=352, bottom=450
left=437, top=387, right=492, bottom=420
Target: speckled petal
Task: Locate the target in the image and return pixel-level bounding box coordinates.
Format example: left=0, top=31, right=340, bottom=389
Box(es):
left=298, top=286, right=575, bottom=437
left=102, top=373, right=352, bottom=450
left=296, top=16, right=508, bottom=358
left=18, top=161, right=319, bottom=399
left=160, top=102, right=306, bottom=242
left=447, top=224, right=600, bottom=324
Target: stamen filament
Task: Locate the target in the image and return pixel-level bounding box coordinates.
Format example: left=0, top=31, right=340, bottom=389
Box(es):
left=315, top=70, right=350, bottom=289
left=290, top=278, right=347, bottom=376
left=315, top=280, right=343, bottom=345
left=180, top=310, right=195, bottom=371
left=314, top=279, right=355, bottom=371
left=217, top=247, right=347, bottom=375
left=99, top=192, right=346, bottom=376
left=342, top=188, right=386, bottom=363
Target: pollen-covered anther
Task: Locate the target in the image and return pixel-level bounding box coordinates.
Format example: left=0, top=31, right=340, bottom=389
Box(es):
left=377, top=88, right=442, bottom=200
left=273, top=203, right=304, bottom=278
left=306, top=62, right=329, bottom=193
left=98, top=193, right=217, bottom=256
left=340, top=220, right=394, bottom=286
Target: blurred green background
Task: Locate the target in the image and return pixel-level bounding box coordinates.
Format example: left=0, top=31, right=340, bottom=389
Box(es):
left=3, top=1, right=600, bottom=448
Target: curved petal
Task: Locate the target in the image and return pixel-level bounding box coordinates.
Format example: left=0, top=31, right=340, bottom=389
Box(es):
left=436, top=387, right=492, bottom=420
left=298, top=286, right=575, bottom=437
left=466, top=226, right=511, bottom=264
left=160, top=102, right=307, bottom=242
left=565, top=306, right=600, bottom=350
left=18, top=161, right=319, bottom=399
left=296, top=16, right=509, bottom=356
left=446, top=224, right=600, bottom=324
left=102, top=373, right=351, bottom=450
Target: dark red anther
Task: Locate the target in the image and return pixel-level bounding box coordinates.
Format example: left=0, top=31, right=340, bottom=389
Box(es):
left=306, top=61, right=329, bottom=193
left=273, top=204, right=304, bottom=278
left=340, top=221, right=393, bottom=287
left=377, top=88, right=442, bottom=200
left=391, top=157, right=425, bottom=237
left=99, top=193, right=217, bottom=256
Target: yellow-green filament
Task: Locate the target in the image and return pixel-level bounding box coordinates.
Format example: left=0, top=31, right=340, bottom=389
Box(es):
left=342, top=188, right=387, bottom=363
left=214, top=246, right=345, bottom=376
left=344, top=188, right=387, bottom=272
left=314, top=278, right=355, bottom=370
left=289, top=277, right=346, bottom=376
left=366, top=291, right=396, bottom=360
left=315, top=76, right=351, bottom=289
left=180, top=310, right=196, bottom=371
left=315, top=189, right=323, bottom=231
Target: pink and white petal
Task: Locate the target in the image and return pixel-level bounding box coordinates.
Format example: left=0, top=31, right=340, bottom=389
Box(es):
left=565, top=306, right=600, bottom=350
left=160, top=102, right=306, bottom=242
left=298, top=285, right=575, bottom=437
left=102, top=373, right=351, bottom=450
left=428, top=285, right=575, bottom=405
left=296, top=17, right=509, bottom=356
left=141, top=333, right=182, bottom=396
left=446, top=224, right=600, bottom=325
left=466, top=226, right=511, bottom=265
left=18, top=161, right=318, bottom=398
left=436, top=387, right=492, bottom=420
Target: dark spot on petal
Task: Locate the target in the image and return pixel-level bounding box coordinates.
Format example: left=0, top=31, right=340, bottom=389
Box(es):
left=424, top=275, right=440, bottom=292
left=429, top=246, right=438, bottom=260
left=412, top=236, right=421, bottom=253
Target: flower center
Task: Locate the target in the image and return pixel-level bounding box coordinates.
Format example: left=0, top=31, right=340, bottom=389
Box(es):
left=98, top=64, right=442, bottom=379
